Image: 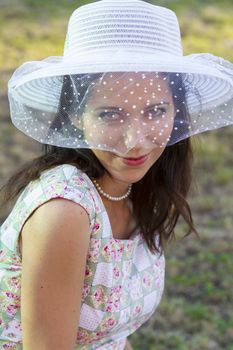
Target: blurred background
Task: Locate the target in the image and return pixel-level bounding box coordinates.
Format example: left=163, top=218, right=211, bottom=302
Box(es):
left=0, top=0, right=233, bottom=349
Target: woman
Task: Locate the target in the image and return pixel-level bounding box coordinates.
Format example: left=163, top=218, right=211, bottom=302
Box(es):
left=1, top=0, right=233, bottom=349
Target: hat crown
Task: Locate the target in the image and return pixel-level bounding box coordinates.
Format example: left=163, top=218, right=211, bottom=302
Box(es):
left=63, top=0, right=183, bottom=61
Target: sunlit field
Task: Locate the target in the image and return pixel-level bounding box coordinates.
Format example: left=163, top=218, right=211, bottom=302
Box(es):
left=0, top=1, right=233, bottom=349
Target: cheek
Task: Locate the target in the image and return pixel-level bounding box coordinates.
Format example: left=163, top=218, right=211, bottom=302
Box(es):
left=82, top=116, right=105, bottom=144
left=151, top=147, right=165, bottom=160
left=91, top=150, right=115, bottom=168
left=146, top=116, right=174, bottom=146
left=84, top=118, right=123, bottom=147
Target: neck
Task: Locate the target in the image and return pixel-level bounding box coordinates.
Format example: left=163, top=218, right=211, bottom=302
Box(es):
left=96, top=173, right=131, bottom=198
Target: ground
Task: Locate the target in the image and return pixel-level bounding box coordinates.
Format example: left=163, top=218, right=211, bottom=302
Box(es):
left=0, top=1, right=233, bottom=349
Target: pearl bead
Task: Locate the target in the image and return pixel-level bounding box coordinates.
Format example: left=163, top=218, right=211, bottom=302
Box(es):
left=92, top=179, right=132, bottom=201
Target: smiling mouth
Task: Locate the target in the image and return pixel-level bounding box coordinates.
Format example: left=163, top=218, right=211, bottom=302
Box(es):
left=123, top=153, right=149, bottom=160
left=125, top=155, right=146, bottom=160
left=121, top=153, right=150, bottom=166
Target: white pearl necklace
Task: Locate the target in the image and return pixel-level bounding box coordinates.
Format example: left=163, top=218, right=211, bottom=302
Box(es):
left=92, top=179, right=132, bottom=201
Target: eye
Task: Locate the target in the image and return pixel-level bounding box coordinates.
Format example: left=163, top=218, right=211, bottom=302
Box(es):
left=98, top=111, right=122, bottom=121
left=146, top=107, right=167, bottom=120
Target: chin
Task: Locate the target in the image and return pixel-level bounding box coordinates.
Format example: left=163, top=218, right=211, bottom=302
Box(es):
left=92, top=147, right=162, bottom=184
left=115, top=166, right=153, bottom=185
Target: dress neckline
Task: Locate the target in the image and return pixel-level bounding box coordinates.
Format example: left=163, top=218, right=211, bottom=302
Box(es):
left=83, top=173, right=140, bottom=242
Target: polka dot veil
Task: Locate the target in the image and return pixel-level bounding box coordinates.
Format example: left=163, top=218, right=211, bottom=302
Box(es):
left=7, top=0, right=233, bottom=154
left=8, top=69, right=233, bottom=155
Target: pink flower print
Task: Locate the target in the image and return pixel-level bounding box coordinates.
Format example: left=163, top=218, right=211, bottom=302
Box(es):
left=12, top=254, right=21, bottom=264
left=153, top=259, right=165, bottom=288
left=4, top=331, right=17, bottom=340
left=93, top=331, right=106, bottom=340
left=93, top=222, right=100, bottom=233
left=8, top=277, right=20, bottom=290
left=84, top=265, right=93, bottom=279
left=79, top=176, right=86, bottom=183
left=76, top=329, right=91, bottom=343
left=64, top=186, right=77, bottom=196
left=105, top=286, right=122, bottom=312
left=94, top=286, right=105, bottom=302
left=113, top=265, right=121, bottom=279
left=131, top=320, right=142, bottom=333
left=9, top=266, right=19, bottom=272
left=81, top=284, right=91, bottom=300
left=91, top=286, right=106, bottom=307
left=114, top=242, right=124, bottom=261
left=6, top=304, right=19, bottom=317
left=103, top=244, right=111, bottom=257
left=154, top=256, right=165, bottom=270
left=72, top=176, right=84, bottom=186
left=109, top=285, right=122, bottom=297
left=142, top=271, right=153, bottom=289
left=155, top=276, right=163, bottom=289
left=101, top=316, right=117, bottom=331
left=3, top=292, right=21, bottom=317
left=125, top=242, right=133, bottom=258
left=101, top=244, right=112, bottom=261
left=87, top=239, right=101, bottom=263
left=133, top=303, right=142, bottom=316
left=3, top=343, right=17, bottom=349
left=102, top=240, right=124, bottom=262
left=89, top=330, right=107, bottom=343
left=105, top=302, right=118, bottom=313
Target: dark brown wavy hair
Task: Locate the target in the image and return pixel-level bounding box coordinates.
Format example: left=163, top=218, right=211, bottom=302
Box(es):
left=1, top=72, right=199, bottom=255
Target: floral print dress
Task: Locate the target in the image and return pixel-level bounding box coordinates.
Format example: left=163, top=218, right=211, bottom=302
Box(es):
left=0, top=164, right=165, bottom=349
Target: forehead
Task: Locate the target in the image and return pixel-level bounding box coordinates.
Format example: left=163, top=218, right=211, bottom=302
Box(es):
left=87, top=72, right=172, bottom=106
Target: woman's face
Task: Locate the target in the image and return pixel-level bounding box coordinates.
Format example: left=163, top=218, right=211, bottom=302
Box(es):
left=81, top=72, right=175, bottom=184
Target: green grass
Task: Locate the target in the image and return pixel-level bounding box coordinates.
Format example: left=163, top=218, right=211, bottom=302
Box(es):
left=129, top=227, right=233, bottom=349
left=0, top=1, right=233, bottom=349
left=0, top=0, right=233, bottom=75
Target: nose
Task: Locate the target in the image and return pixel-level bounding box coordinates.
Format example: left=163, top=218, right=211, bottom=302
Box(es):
left=123, top=118, right=150, bottom=149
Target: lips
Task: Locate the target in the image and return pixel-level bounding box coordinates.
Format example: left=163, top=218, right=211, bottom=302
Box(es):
left=124, top=155, right=147, bottom=160
left=122, top=153, right=149, bottom=166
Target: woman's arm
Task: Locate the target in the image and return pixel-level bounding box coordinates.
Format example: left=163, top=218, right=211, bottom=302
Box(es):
left=20, top=198, right=90, bottom=350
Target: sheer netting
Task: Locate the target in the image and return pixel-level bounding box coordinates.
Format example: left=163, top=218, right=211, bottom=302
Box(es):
left=8, top=0, right=233, bottom=153
left=9, top=69, right=233, bottom=154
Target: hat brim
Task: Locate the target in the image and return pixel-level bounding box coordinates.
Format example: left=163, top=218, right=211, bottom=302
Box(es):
left=8, top=51, right=233, bottom=150
left=9, top=51, right=233, bottom=115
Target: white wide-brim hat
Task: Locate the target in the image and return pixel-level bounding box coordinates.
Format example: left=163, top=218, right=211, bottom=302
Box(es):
left=8, top=0, right=233, bottom=153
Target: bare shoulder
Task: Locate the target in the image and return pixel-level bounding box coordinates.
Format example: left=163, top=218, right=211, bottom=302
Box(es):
left=23, top=196, right=91, bottom=231
left=20, top=198, right=91, bottom=257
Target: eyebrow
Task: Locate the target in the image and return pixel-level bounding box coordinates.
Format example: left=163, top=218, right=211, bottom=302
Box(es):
left=95, top=102, right=170, bottom=112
